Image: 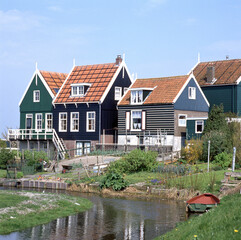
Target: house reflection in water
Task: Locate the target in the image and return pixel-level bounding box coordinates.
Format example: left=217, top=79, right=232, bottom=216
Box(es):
left=11, top=194, right=186, bottom=240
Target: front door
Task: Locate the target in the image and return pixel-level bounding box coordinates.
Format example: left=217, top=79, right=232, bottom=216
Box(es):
left=26, top=114, right=33, bottom=139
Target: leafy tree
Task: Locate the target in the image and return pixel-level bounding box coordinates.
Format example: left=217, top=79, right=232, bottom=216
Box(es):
left=202, top=104, right=232, bottom=161
left=203, top=104, right=229, bottom=135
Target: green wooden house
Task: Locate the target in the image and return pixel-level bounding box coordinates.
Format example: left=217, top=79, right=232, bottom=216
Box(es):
left=191, top=59, right=241, bottom=114
left=8, top=66, right=67, bottom=156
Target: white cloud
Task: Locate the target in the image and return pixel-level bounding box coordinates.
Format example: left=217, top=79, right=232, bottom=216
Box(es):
left=135, top=0, right=167, bottom=16
left=0, top=10, right=46, bottom=32
left=47, top=6, right=63, bottom=12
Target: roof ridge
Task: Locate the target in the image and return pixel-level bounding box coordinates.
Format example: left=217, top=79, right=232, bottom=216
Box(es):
left=75, top=62, right=116, bottom=68
left=39, top=70, right=68, bottom=75
left=200, top=59, right=241, bottom=64
left=137, top=75, right=188, bottom=81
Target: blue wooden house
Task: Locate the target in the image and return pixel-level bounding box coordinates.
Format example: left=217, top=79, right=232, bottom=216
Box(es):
left=53, top=55, right=132, bottom=156
left=117, top=74, right=209, bottom=150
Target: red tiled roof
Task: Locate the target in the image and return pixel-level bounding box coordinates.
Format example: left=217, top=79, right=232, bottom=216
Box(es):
left=39, top=70, right=67, bottom=96
left=118, top=75, right=189, bottom=105
left=193, top=59, right=241, bottom=86
left=54, top=63, right=119, bottom=103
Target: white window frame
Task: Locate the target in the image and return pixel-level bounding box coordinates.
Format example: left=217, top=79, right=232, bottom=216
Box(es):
left=195, top=120, right=204, bottom=133
left=178, top=114, right=187, bottom=127
left=45, top=113, right=53, bottom=132
left=188, top=87, right=196, bottom=100
left=59, top=113, right=67, bottom=132
left=131, top=90, right=143, bottom=104
left=131, top=110, right=142, bottom=131
left=71, top=112, right=79, bottom=132
left=33, top=90, right=40, bottom=102
left=86, top=111, right=95, bottom=132
left=115, top=87, right=122, bottom=100
left=35, top=113, right=42, bottom=132
left=71, top=85, right=84, bottom=97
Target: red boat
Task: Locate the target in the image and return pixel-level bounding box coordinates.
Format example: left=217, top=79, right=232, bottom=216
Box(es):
left=186, top=193, right=220, bottom=212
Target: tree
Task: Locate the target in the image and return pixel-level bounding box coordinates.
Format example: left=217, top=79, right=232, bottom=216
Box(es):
left=202, top=104, right=232, bottom=161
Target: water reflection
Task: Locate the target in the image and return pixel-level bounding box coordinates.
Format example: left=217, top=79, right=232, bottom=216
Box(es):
left=0, top=190, right=187, bottom=240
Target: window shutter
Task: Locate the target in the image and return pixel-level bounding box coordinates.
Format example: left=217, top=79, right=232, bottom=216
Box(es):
left=142, top=111, right=146, bottom=130
left=126, top=112, right=130, bottom=130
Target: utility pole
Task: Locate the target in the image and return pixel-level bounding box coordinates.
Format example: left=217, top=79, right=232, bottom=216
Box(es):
left=207, top=140, right=210, bottom=172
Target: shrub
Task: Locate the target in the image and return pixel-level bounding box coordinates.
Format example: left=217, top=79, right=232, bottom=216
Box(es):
left=182, top=139, right=203, bottom=164
left=23, top=150, right=48, bottom=166
left=202, top=131, right=231, bottom=161
left=213, top=152, right=232, bottom=169
left=99, top=172, right=129, bottom=191
left=0, top=149, right=15, bottom=169
left=108, top=149, right=158, bottom=174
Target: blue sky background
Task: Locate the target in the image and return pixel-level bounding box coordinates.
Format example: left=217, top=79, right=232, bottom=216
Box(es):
left=1, top=0, right=241, bottom=135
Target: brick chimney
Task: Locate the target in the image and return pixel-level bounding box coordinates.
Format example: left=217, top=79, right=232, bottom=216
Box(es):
left=115, top=55, right=122, bottom=66
left=206, top=65, right=215, bottom=83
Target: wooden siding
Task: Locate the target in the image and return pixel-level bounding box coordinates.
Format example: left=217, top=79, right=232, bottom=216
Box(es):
left=20, top=74, right=53, bottom=129
left=236, top=83, right=241, bottom=115
left=118, top=104, right=175, bottom=136
left=101, top=67, right=132, bottom=134
left=201, top=85, right=236, bottom=114
left=174, top=78, right=209, bottom=112
left=53, top=103, right=100, bottom=141
left=186, top=120, right=206, bottom=140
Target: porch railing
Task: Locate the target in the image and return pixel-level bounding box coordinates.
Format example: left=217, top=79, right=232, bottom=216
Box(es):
left=7, top=129, right=66, bottom=159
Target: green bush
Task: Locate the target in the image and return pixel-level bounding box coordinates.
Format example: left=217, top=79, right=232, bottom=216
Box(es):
left=17, top=172, right=24, bottom=179
left=23, top=150, right=48, bottom=166
left=202, top=131, right=231, bottom=161
left=213, top=152, right=232, bottom=169
left=108, top=149, right=158, bottom=174
left=0, top=149, right=15, bottom=169
left=99, top=172, right=129, bottom=191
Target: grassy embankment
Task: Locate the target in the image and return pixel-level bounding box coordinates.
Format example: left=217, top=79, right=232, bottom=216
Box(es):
left=0, top=190, right=92, bottom=235
left=0, top=170, right=6, bottom=178
left=155, top=193, right=241, bottom=240
left=52, top=163, right=226, bottom=194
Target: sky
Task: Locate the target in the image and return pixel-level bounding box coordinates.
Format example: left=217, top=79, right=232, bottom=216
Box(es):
left=0, top=0, right=241, bottom=136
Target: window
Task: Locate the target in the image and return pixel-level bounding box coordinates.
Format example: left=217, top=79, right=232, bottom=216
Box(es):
left=33, top=90, right=40, bottom=102
left=71, top=83, right=90, bottom=97
left=59, top=113, right=67, bottom=132
left=178, top=115, right=187, bottom=127
left=45, top=113, right=52, bottom=131
left=35, top=113, right=42, bottom=131
left=86, top=112, right=95, bottom=132
left=188, top=87, right=196, bottom=100
left=131, top=90, right=143, bottom=104
left=71, top=112, right=79, bottom=132
left=115, top=87, right=122, bottom=100
left=195, top=120, right=204, bottom=133
left=131, top=110, right=142, bottom=131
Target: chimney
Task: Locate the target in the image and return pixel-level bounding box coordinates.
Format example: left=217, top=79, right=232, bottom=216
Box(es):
left=206, top=65, right=215, bottom=83
left=115, top=55, right=122, bottom=66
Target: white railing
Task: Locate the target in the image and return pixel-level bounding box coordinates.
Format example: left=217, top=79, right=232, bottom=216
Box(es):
left=8, top=129, right=66, bottom=159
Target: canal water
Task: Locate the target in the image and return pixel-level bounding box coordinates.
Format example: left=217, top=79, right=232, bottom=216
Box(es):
left=0, top=188, right=187, bottom=240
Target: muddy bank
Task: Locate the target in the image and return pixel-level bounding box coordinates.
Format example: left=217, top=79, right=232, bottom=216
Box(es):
left=67, top=182, right=201, bottom=201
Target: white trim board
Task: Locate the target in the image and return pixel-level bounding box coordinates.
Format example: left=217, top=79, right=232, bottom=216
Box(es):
left=19, top=69, right=57, bottom=106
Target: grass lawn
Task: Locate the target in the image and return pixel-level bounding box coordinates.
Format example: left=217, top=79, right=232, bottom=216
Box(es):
left=155, top=193, right=241, bottom=240
left=0, top=190, right=92, bottom=235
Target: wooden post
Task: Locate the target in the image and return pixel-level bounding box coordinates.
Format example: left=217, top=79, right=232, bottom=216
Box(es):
left=207, top=140, right=210, bottom=172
